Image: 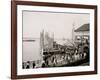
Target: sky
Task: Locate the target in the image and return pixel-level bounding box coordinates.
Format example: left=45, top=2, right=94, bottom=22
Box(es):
left=23, top=11, right=90, bottom=39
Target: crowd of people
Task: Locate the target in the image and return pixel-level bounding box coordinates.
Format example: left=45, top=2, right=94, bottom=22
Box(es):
left=42, top=40, right=89, bottom=67
left=22, top=61, right=36, bottom=69
left=43, top=49, right=88, bottom=67
left=22, top=40, right=89, bottom=69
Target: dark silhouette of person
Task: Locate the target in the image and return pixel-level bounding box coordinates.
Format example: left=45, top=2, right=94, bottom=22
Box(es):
left=22, top=62, right=24, bottom=69
left=26, top=61, right=30, bottom=69
left=83, top=39, right=89, bottom=61
left=33, top=62, right=35, bottom=68
left=42, top=62, right=46, bottom=68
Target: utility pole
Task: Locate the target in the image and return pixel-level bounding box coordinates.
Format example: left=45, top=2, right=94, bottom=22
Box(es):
left=72, top=22, right=75, bottom=44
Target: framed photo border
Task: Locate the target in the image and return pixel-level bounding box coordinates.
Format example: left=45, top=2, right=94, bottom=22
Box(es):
left=11, top=0, right=97, bottom=79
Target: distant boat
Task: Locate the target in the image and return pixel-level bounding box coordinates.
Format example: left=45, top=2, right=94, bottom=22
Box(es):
left=23, top=39, right=36, bottom=42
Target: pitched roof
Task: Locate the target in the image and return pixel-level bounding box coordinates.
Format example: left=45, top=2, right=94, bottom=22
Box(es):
left=74, top=23, right=89, bottom=32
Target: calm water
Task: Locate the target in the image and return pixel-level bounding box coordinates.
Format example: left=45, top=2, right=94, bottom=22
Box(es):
left=23, top=39, right=42, bottom=62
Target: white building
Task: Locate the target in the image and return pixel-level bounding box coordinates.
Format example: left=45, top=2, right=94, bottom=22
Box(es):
left=74, top=23, right=90, bottom=44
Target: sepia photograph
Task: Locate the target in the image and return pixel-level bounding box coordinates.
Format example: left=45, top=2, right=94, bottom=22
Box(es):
left=22, top=11, right=90, bottom=69
left=11, top=1, right=97, bottom=79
